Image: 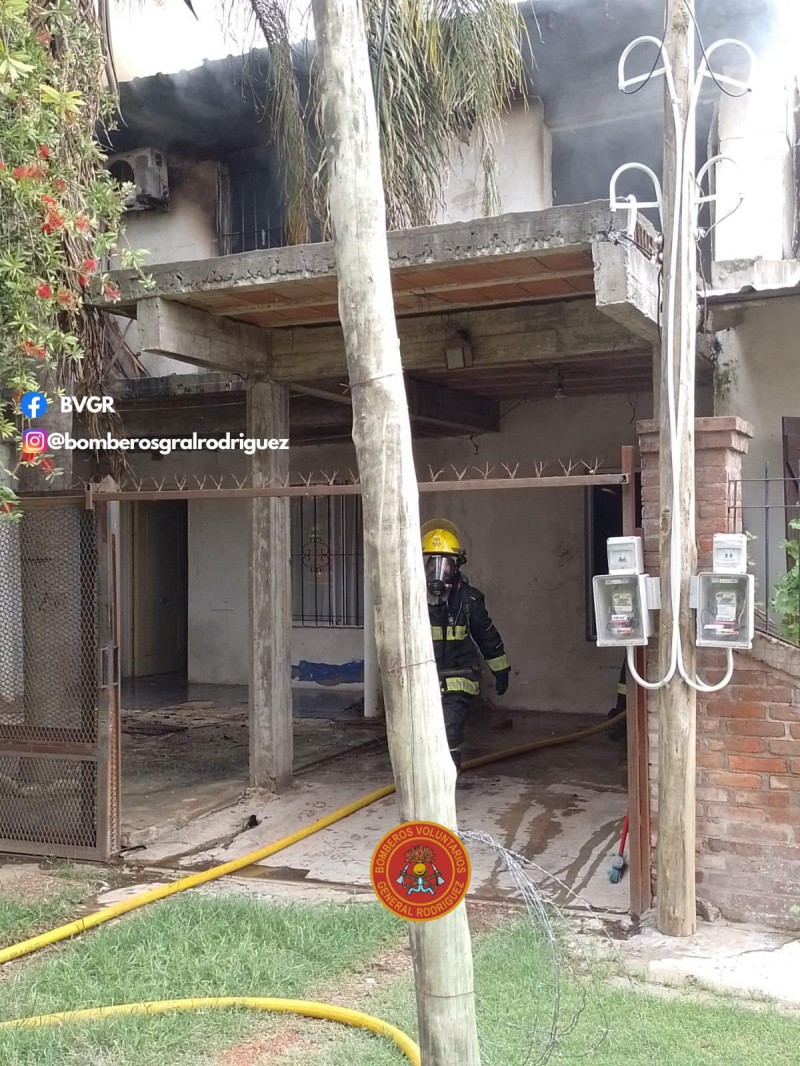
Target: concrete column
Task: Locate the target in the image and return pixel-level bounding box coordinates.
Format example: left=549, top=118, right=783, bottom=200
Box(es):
left=362, top=547, right=382, bottom=718
left=247, top=378, right=292, bottom=792
left=712, top=45, right=795, bottom=262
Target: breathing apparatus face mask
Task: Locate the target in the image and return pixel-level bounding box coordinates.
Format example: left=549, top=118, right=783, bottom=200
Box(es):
left=424, top=555, right=457, bottom=598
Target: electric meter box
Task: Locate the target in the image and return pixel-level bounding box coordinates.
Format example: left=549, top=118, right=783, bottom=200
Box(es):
left=593, top=573, right=652, bottom=647
left=695, top=572, right=754, bottom=649
left=606, top=536, right=644, bottom=574
left=712, top=533, right=748, bottom=575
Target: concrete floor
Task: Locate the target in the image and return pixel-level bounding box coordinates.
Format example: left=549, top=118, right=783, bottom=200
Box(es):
left=121, top=680, right=630, bottom=914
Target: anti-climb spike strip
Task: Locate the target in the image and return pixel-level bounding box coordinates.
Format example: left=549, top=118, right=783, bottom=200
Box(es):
left=428, top=467, right=445, bottom=482
left=502, top=463, right=520, bottom=479
left=473, top=463, right=495, bottom=480
left=451, top=465, right=469, bottom=481
left=534, top=461, right=546, bottom=477
left=322, top=470, right=338, bottom=486
left=347, top=469, right=360, bottom=485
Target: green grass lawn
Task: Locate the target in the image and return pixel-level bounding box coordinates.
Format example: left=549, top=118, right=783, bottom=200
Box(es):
left=281, top=920, right=800, bottom=1066
left=0, top=895, right=404, bottom=1066
left=0, top=893, right=798, bottom=1066
left=0, top=864, right=111, bottom=949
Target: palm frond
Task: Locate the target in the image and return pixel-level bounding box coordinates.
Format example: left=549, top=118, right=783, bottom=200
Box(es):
left=247, top=0, right=531, bottom=241
left=249, top=0, right=315, bottom=244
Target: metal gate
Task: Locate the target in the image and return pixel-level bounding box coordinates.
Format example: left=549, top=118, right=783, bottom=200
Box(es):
left=0, top=496, right=120, bottom=860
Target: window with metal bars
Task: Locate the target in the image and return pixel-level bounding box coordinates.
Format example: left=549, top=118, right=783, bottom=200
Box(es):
left=291, top=495, right=364, bottom=626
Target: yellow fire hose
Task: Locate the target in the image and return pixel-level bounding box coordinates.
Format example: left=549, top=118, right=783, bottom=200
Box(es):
left=0, top=711, right=625, bottom=1063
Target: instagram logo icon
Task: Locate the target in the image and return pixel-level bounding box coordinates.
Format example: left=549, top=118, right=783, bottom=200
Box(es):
left=22, top=429, right=48, bottom=455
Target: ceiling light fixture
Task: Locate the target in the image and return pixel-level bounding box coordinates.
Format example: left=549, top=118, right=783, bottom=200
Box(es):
left=444, top=331, right=473, bottom=371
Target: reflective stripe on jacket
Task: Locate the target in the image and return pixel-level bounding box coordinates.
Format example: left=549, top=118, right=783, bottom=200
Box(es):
left=429, top=578, right=508, bottom=695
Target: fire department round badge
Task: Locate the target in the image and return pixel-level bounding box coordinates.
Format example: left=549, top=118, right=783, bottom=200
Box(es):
left=369, top=821, right=471, bottom=922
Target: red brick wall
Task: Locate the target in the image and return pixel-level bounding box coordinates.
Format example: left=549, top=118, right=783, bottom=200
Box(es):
left=697, top=640, right=800, bottom=929
left=637, top=416, right=800, bottom=930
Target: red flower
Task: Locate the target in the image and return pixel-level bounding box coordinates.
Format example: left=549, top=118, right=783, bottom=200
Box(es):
left=1, top=502, right=17, bottom=515
left=41, top=213, right=64, bottom=235
left=14, top=164, right=46, bottom=181
left=83, top=258, right=97, bottom=273
left=0, top=161, right=5, bottom=171
left=40, top=458, right=54, bottom=474
left=36, top=283, right=52, bottom=299
left=103, top=283, right=120, bottom=300
left=74, top=216, right=90, bottom=232
left=56, top=290, right=74, bottom=308
left=20, top=341, right=47, bottom=360
left=37, top=30, right=51, bottom=45
left=38, top=145, right=50, bottom=160
left=53, top=178, right=66, bottom=192
left=41, top=195, right=57, bottom=206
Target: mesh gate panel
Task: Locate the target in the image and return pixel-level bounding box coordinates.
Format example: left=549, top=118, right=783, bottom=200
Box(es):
left=0, top=504, right=111, bottom=858
left=0, top=508, right=98, bottom=741
left=0, top=756, right=97, bottom=848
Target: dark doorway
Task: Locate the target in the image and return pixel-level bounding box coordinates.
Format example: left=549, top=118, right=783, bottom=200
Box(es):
left=131, top=500, right=188, bottom=677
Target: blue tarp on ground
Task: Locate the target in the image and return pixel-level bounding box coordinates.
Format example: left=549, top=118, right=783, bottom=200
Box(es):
left=291, top=659, right=364, bottom=685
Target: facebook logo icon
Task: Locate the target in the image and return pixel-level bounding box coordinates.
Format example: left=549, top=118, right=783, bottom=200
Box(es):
left=20, top=392, right=48, bottom=419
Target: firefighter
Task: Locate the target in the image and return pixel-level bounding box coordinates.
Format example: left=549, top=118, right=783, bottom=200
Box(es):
left=422, top=520, right=510, bottom=772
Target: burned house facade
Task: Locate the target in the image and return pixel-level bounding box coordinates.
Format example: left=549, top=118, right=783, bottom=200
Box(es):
left=1, top=0, right=799, bottom=927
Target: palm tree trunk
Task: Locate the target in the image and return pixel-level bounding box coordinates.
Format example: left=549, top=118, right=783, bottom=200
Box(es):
left=309, top=2, right=481, bottom=1063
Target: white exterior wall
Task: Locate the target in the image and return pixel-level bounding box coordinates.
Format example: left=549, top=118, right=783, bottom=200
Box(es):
left=712, top=17, right=798, bottom=264
left=124, top=392, right=654, bottom=714
left=436, top=99, right=552, bottom=223
left=123, top=160, right=219, bottom=266
left=120, top=159, right=219, bottom=376
left=716, top=301, right=800, bottom=600
left=713, top=72, right=796, bottom=263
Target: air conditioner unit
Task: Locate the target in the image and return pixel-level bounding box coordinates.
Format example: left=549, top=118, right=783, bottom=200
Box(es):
left=107, top=148, right=169, bottom=211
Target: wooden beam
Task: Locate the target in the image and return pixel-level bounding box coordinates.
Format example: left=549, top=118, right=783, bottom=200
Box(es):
left=247, top=378, right=292, bottom=792
left=657, top=0, right=698, bottom=938
left=137, top=298, right=271, bottom=375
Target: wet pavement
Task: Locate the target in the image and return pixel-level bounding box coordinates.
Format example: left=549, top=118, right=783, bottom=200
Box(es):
left=121, top=684, right=630, bottom=914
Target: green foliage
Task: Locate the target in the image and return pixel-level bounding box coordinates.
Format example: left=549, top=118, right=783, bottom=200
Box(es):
left=0, top=0, right=142, bottom=513
left=251, top=0, right=530, bottom=242
left=770, top=518, right=800, bottom=644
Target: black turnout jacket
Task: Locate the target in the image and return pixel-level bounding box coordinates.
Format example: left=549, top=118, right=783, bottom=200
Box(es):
left=428, top=576, right=509, bottom=696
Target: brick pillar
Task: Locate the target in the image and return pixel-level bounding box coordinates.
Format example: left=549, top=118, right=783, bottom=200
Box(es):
left=636, top=417, right=763, bottom=917
left=637, top=416, right=753, bottom=574
left=635, top=418, right=800, bottom=931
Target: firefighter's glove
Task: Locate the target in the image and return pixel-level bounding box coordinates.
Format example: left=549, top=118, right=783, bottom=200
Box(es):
left=494, top=669, right=510, bottom=696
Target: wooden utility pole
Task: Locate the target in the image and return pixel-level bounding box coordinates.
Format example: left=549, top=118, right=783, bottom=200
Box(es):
left=656, top=0, right=698, bottom=937
left=310, top=1, right=482, bottom=1062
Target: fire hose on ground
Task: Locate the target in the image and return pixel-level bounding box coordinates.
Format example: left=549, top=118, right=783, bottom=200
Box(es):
left=0, top=710, right=626, bottom=1063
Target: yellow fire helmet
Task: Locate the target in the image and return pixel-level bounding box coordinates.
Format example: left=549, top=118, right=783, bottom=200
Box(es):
left=421, top=519, right=466, bottom=564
